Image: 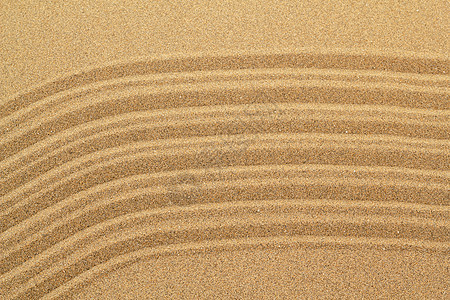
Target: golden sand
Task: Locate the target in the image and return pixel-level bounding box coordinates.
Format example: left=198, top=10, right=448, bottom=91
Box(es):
left=0, top=1, right=448, bottom=299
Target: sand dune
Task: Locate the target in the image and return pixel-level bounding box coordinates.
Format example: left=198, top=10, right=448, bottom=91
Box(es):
left=0, top=48, right=448, bottom=299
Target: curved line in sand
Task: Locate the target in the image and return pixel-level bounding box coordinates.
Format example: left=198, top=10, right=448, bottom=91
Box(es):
left=0, top=104, right=447, bottom=197
left=1, top=79, right=448, bottom=162
left=0, top=48, right=447, bottom=300
left=2, top=47, right=448, bottom=114
left=4, top=202, right=449, bottom=299
left=1, top=67, right=448, bottom=132
left=1, top=133, right=447, bottom=221
left=0, top=163, right=448, bottom=276
left=3, top=131, right=447, bottom=199
left=1, top=101, right=446, bottom=171
left=1, top=136, right=447, bottom=219
left=1, top=118, right=447, bottom=177
left=1, top=162, right=448, bottom=252
left=2, top=192, right=447, bottom=267
left=42, top=234, right=449, bottom=300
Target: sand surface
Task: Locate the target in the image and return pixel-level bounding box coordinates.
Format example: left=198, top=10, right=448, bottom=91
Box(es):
left=0, top=1, right=449, bottom=299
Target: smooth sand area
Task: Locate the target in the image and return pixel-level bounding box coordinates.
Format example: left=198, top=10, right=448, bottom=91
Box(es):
left=0, top=1, right=448, bottom=299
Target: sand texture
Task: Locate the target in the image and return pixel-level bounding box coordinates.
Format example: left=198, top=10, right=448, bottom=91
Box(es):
left=1, top=1, right=449, bottom=299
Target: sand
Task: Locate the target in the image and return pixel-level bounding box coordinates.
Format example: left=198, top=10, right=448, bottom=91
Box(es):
left=0, top=1, right=449, bottom=299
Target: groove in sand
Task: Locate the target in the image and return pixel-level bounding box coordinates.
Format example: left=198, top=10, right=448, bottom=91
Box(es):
left=42, top=234, right=449, bottom=300
left=1, top=79, right=448, bottom=163
left=1, top=133, right=448, bottom=230
left=3, top=202, right=449, bottom=299
left=2, top=48, right=448, bottom=116
left=1, top=50, right=448, bottom=300
left=1, top=67, right=448, bottom=135
left=1, top=163, right=448, bottom=272
left=1, top=106, right=447, bottom=198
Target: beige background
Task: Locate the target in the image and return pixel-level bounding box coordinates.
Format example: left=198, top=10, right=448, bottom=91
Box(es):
left=0, top=1, right=448, bottom=299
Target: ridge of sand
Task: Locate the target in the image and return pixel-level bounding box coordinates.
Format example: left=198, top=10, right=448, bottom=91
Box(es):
left=1, top=49, right=448, bottom=114
left=0, top=49, right=448, bottom=299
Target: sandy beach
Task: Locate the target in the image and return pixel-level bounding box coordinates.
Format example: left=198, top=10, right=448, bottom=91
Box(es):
left=0, top=1, right=448, bottom=299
